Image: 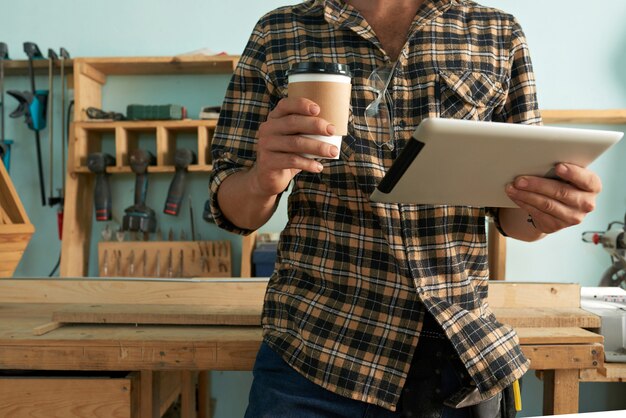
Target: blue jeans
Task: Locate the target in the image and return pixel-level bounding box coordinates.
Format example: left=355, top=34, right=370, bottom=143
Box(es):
left=245, top=335, right=471, bottom=418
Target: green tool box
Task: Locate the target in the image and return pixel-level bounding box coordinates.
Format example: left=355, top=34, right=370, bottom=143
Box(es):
left=126, top=104, right=187, bottom=120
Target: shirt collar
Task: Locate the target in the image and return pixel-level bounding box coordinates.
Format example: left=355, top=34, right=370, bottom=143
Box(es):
left=294, top=0, right=457, bottom=36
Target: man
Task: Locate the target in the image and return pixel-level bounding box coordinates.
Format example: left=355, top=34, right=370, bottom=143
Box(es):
left=209, top=0, right=601, bottom=416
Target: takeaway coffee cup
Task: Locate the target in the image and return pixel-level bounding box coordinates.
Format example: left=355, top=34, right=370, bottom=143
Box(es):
left=287, top=62, right=352, bottom=159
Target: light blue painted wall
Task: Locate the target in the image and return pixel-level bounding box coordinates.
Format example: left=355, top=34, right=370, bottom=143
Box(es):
left=2, top=1, right=625, bottom=416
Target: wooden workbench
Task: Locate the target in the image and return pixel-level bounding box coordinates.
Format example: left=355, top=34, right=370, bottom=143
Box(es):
left=0, top=279, right=603, bottom=417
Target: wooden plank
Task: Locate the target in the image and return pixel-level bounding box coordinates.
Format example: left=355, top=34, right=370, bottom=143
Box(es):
left=60, top=175, right=94, bottom=276
left=0, top=375, right=132, bottom=417
left=198, top=371, right=213, bottom=418
left=75, top=120, right=218, bottom=130
left=0, top=341, right=233, bottom=371
left=3, top=58, right=73, bottom=77
left=0, top=239, right=31, bottom=252
left=0, top=251, right=25, bottom=262
left=515, top=327, right=603, bottom=345
left=0, top=225, right=35, bottom=235
left=522, top=343, right=603, bottom=370
left=580, top=363, right=626, bottom=382
left=32, top=321, right=64, bottom=336
left=241, top=232, right=257, bottom=278
left=140, top=370, right=160, bottom=418
left=74, top=55, right=239, bottom=76
left=79, top=61, right=107, bottom=85
left=197, top=126, right=210, bottom=166
left=51, top=303, right=262, bottom=326
left=599, top=363, right=626, bottom=380
left=73, top=62, right=103, bottom=121
left=542, top=109, right=626, bottom=125
left=0, top=279, right=267, bottom=306
left=0, top=268, right=16, bottom=278
left=180, top=370, right=196, bottom=418
left=158, top=371, right=182, bottom=418
left=130, top=372, right=141, bottom=418
left=488, top=282, right=581, bottom=308
left=0, top=205, right=11, bottom=225
left=493, top=307, right=600, bottom=328
left=542, top=369, right=580, bottom=415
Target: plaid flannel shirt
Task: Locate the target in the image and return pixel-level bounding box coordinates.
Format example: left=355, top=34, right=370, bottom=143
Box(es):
left=209, top=0, right=542, bottom=411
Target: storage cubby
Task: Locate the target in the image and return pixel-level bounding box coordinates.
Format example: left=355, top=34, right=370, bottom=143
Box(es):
left=59, top=55, right=258, bottom=278
left=72, top=120, right=217, bottom=174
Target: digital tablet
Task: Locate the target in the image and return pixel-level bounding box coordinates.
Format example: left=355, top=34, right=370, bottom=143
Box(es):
left=370, top=118, right=623, bottom=208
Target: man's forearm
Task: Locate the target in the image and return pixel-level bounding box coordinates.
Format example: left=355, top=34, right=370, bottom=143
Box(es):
left=498, top=207, right=546, bottom=242
left=216, top=168, right=279, bottom=230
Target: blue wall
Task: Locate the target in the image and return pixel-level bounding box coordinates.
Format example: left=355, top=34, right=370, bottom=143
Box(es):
left=2, top=1, right=625, bottom=416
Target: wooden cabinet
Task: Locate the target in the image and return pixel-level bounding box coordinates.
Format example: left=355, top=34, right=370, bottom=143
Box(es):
left=59, top=55, right=260, bottom=277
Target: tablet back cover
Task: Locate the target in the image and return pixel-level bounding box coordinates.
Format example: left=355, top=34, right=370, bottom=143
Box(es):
left=370, top=118, right=623, bottom=208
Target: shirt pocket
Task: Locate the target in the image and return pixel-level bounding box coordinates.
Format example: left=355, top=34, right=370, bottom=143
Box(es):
left=437, top=69, right=507, bottom=121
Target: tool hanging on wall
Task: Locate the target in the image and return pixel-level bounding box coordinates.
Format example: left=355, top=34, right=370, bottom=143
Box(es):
left=122, top=149, right=157, bottom=235
left=163, top=148, right=196, bottom=216
left=87, top=153, right=116, bottom=221
left=0, top=42, right=11, bottom=170
left=46, top=48, right=63, bottom=207
left=59, top=47, right=70, bottom=198
left=8, top=42, right=48, bottom=205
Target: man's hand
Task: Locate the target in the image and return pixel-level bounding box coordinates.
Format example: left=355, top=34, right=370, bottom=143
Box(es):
left=215, top=97, right=340, bottom=231
left=251, top=97, right=340, bottom=197
left=505, top=163, right=602, bottom=234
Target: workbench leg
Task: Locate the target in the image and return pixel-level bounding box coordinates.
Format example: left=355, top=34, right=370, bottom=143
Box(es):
left=543, top=369, right=579, bottom=415
left=60, top=173, right=94, bottom=276
left=140, top=370, right=161, bottom=418
left=197, top=371, right=213, bottom=418
left=181, top=370, right=197, bottom=418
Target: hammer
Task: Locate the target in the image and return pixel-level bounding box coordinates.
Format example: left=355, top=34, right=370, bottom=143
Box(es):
left=87, top=152, right=116, bottom=221
left=123, top=149, right=157, bottom=233
left=163, top=148, right=197, bottom=216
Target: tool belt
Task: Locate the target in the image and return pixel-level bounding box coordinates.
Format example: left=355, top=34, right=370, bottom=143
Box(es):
left=397, top=314, right=518, bottom=418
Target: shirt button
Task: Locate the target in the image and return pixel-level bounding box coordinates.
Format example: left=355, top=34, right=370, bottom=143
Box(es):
left=435, top=369, right=441, bottom=375
left=399, top=120, right=407, bottom=128
left=435, top=388, right=441, bottom=394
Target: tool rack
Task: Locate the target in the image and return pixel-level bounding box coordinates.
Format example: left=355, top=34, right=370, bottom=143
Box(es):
left=59, top=55, right=259, bottom=278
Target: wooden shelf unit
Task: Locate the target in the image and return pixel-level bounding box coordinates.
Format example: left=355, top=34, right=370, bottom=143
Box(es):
left=71, top=119, right=217, bottom=173
left=1, top=58, right=73, bottom=77
left=542, top=109, right=626, bottom=125
left=60, top=55, right=245, bottom=277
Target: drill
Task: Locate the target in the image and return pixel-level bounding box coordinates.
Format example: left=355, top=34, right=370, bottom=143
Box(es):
left=163, top=148, right=197, bottom=216
left=87, top=152, right=116, bottom=221
left=122, top=149, right=157, bottom=233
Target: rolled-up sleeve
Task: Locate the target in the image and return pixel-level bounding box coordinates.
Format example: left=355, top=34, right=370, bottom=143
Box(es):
left=208, top=17, right=279, bottom=235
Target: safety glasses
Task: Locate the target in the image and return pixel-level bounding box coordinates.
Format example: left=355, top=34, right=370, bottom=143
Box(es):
left=364, top=60, right=399, bottom=149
